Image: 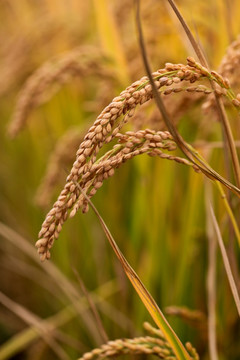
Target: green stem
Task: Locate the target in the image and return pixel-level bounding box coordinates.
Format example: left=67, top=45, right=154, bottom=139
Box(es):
left=215, top=181, right=240, bottom=246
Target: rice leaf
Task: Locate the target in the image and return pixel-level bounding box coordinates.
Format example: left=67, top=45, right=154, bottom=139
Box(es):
left=78, top=186, right=192, bottom=360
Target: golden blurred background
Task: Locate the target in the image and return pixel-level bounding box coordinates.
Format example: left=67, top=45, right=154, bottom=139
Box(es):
left=0, top=0, right=240, bottom=359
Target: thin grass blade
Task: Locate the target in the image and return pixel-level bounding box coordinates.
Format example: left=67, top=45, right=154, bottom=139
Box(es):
left=0, top=281, right=118, bottom=360
left=0, top=291, right=70, bottom=360
left=78, top=186, right=192, bottom=360
left=209, top=204, right=240, bottom=317
left=205, top=184, right=219, bottom=360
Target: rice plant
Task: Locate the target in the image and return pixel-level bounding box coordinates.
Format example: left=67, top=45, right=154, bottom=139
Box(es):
left=0, top=0, right=240, bottom=359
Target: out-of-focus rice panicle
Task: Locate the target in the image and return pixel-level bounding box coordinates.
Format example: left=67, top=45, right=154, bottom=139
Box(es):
left=8, top=47, right=117, bottom=138
left=203, top=35, right=240, bottom=113
left=165, top=306, right=207, bottom=327
left=35, top=126, right=89, bottom=209
left=0, top=14, right=85, bottom=97
left=217, top=36, right=240, bottom=85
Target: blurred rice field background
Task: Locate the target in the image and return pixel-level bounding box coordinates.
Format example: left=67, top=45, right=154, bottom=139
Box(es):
left=0, top=0, right=240, bottom=359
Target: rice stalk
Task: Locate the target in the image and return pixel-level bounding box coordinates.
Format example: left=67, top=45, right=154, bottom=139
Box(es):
left=136, top=0, right=240, bottom=260
left=166, top=0, right=240, bottom=189
left=73, top=270, right=109, bottom=344
left=209, top=204, right=240, bottom=317
left=205, top=183, right=218, bottom=360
